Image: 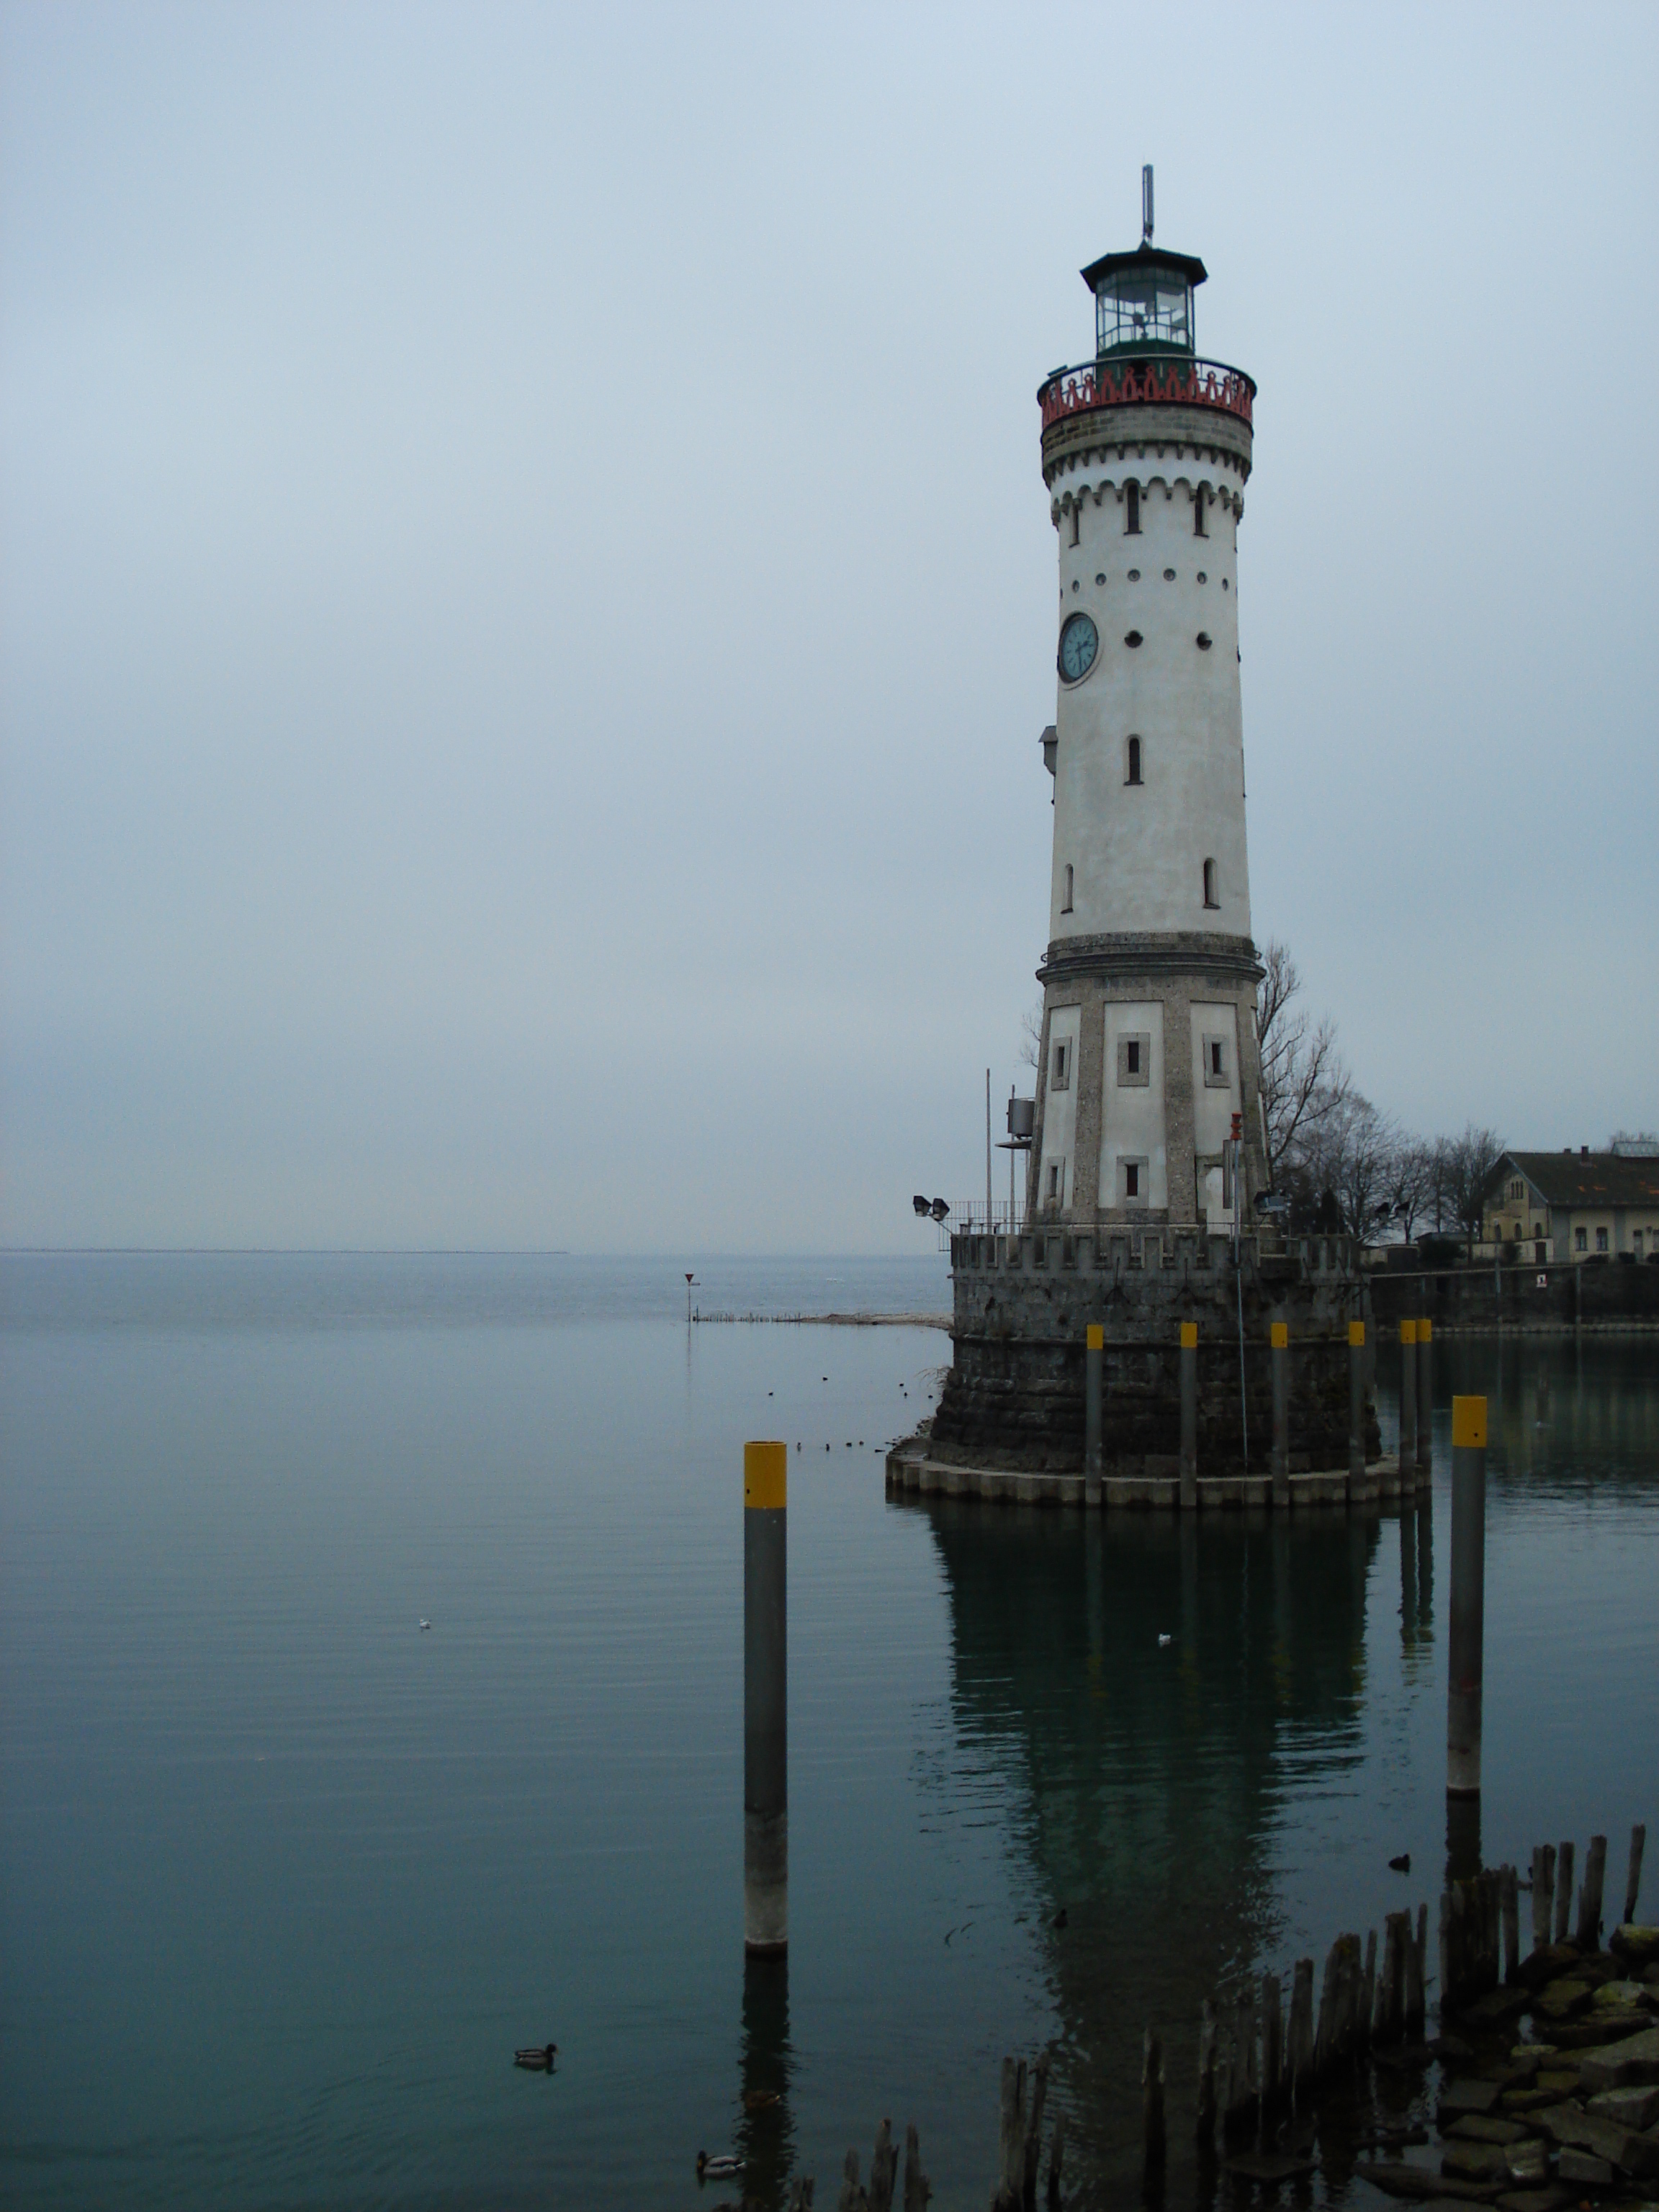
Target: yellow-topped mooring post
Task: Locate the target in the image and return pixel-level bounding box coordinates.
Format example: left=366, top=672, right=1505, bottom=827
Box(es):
left=1416, top=1316, right=1434, bottom=1481
left=743, top=1441, right=788, bottom=1954
left=1347, top=1319, right=1366, bottom=1486
left=1179, top=1322, right=1197, bottom=1510
left=1447, top=1397, right=1488, bottom=1803
left=1398, top=1320, right=1419, bottom=1483
left=1084, top=1324, right=1104, bottom=1508
left=1269, top=1316, right=1290, bottom=1507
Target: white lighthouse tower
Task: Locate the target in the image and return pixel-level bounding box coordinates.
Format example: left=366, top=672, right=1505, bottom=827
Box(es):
left=1029, top=171, right=1265, bottom=1233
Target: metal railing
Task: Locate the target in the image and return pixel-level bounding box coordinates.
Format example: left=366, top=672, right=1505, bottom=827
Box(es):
left=933, top=1198, right=1028, bottom=1246
left=1039, top=354, right=1256, bottom=431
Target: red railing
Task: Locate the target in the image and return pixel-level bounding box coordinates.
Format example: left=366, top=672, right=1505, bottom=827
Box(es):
left=1039, top=354, right=1255, bottom=430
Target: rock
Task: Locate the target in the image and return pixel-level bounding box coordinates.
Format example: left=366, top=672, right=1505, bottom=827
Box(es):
left=1536, top=2070, right=1582, bottom=2096
left=1555, top=2146, right=1613, bottom=2185
left=1610, top=1925, right=1659, bottom=1969
left=1518, top=1943, right=1583, bottom=1991
left=1447, top=2117, right=1531, bottom=2145
left=1500, top=2089, right=1560, bottom=2113
left=1578, top=2023, right=1659, bottom=2090
left=1536, top=2010, right=1653, bottom=2049
left=1534, top=2100, right=1659, bottom=2178
left=1494, top=2190, right=1575, bottom=2212
left=1466, top=1988, right=1532, bottom=2027
left=1502, top=2141, right=1549, bottom=2185
left=1223, top=2152, right=1316, bottom=2182
left=1442, top=2144, right=1510, bottom=2182
left=1585, top=2082, right=1659, bottom=2128
left=1511, top=2044, right=1557, bottom=2062
left=1359, top=2162, right=1503, bottom=2200
left=1434, top=2033, right=1476, bottom=2062
left=1591, top=1979, right=1653, bottom=2009
left=1534, top=1978, right=1596, bottom=2020
left=1439, top=2078, right=1506, bottom=2121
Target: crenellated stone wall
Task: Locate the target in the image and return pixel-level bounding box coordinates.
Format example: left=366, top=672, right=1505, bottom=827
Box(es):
left=930, top=1228, right=1380, bottom=1476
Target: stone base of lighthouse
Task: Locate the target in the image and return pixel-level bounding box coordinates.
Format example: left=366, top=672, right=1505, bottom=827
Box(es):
left=917, top=1228, right=1382, bottom=1483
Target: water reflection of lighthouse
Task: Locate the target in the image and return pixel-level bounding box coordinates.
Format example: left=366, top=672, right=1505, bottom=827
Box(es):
left=911, top=1495, right=1431, bottom=2185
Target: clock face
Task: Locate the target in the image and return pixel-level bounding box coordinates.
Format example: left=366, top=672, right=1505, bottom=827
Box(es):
left=1058, top=611, right=1098, bottom=683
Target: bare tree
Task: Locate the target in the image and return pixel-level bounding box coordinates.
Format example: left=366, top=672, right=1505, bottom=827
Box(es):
left=1018, top=997, right=1043, bottom=1071
left=1297, top=1090, right=1398, bottom=1240
left=1380, top=1134, right=1437, bottom=1241
left=1256, top=939, right=1350, bottom=1187
left=1440, top=1123, right=1507, bottom=1239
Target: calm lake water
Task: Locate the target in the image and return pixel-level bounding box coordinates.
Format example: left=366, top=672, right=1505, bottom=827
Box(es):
left=2, top=1254, right=1656, bottom=2211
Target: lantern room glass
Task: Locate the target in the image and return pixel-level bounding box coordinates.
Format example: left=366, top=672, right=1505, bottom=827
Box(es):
left=1095, top=269, right=1194, bottom=356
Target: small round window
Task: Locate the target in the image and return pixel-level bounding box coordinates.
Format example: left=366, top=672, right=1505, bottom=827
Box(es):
left=1196, top=632, right=1213, bottom=650
left=1058, top=611, right=1099, bottom=683
left=1123, top=630, right=1143, bottom=649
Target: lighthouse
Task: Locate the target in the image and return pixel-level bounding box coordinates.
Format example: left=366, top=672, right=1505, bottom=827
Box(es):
left=1030, top=170, right=1265, bottom=1233
left=905, top=174, right=1382, bottom=1497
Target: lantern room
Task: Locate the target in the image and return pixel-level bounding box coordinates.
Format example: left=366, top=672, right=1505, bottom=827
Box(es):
left=1082, top=241, right=1208, bottom=359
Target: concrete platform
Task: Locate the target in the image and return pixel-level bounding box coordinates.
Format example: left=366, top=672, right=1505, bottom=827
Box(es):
left=884, top=1439, right=1415, bottom=1511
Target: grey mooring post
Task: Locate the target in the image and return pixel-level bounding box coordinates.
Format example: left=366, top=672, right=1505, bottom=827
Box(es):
left=1084, top=1324, right=1103, bottom=1508
left=1397, top=1319, right=1418, bottom=1485
left=1270, top=1314, right=1290, bottom=1507
left=1348, top=1318, right=1366, bottom=1487
left=1447, top=1396, right=1487, bottom=1803
left=1179, top=1321, right=1197, bottom=1510
left=744, top=1441, right=788, bottom=1954
left=1416, top=1313, right=1434, bottom=1479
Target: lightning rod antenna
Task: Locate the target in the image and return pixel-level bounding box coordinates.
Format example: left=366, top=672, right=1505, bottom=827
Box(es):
left=1142, top=164, right=1154, bottom=244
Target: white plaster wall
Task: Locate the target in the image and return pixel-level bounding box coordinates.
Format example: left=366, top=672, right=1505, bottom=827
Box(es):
left=1190, top=1002, right=1241, bottom=1152
left=1099, top=1000, right=1166, bottom=1209
left=1037, top=1004, right=1081, bottom=1209
left=1049, top=475, right=1251, bottom=940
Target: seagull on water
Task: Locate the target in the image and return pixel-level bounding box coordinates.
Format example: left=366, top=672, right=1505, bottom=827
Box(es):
left=419, top=1619, right=431, bottom=1632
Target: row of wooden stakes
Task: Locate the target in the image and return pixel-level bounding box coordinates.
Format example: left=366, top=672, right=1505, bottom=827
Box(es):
left=1441, top=1826, right=1646, bottom=2010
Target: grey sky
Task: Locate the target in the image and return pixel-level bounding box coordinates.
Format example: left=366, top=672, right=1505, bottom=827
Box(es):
left=4, top=1, right=1655, bottom=1254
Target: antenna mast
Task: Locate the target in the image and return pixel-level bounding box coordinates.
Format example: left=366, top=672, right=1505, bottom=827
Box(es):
left=1141, top=163, right=1154, bottom=243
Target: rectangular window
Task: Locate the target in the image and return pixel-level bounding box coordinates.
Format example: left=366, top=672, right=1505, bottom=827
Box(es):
left=1119, top=1156, right=1148, bottom=1205
left=1061, top=864, right=1074, bottom=913
left=1125, top=482, right=1141, bottom=535
left=1125, top=1162, right=1139, bottom=1197
left=1575, top=1227, right=1588, bottom=1252
left=1202, top=1035, right=1229, bottom=1088
left=1596, top=1227, right=1609, bottom=1252
left=1509, top=1179, right=1524, bottom=1200
left=1193, top=486, right=1208, bottom=537
left=1116, top=1033, right=1151, bottom=1087
left=1051, top=1040, right=1070, bottom=1091
left=1048, top=1164, right=1061, bottom=1199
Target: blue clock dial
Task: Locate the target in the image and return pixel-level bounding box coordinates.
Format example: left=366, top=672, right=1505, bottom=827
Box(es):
left=1058, top=611, right=1099, bottom=683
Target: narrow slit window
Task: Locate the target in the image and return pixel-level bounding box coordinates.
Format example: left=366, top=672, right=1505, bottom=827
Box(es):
left=1051, top=1040, right=1070, bottom=1089
left=1193, top=485, right=1208, bottom=536
left=1069, top=505, right=1080, bottom=547
left=1126, top=735, right=1142, bottom=785
left=1125, top=482, right=1141, bottom=535
left=1210, top=1040, right=1225, bottom=1079
left=1061, top=864, right=1074, bottom=912
left=1127, top=1039, right=1141, bottom=1075
left=1048, top=1164, right=1061, bottom=1199
left=1125, top=1162, right=1140, bottom=1197
left=1202, top=858, right=1218, bottom=907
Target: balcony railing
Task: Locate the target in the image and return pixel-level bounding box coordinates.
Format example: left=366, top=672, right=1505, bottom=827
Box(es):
left=1039, top=354, right=1256, bottom=431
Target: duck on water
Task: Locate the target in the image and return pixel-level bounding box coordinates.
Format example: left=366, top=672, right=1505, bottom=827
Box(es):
left=513, top=2044, right=557, bottom=2072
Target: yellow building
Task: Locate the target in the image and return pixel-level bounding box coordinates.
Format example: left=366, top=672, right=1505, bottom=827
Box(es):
left=1483, top=1148, right=1659, bottom=1264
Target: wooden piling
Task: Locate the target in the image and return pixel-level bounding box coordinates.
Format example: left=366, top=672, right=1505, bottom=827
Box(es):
left=1577, top=1834, right=1606, bottom=1950
left=1398, top=1320, right=1418, bottom=1483
left=1195, top=1999, right=1217, bottom=2144
left=1022, top=2056, right=1048, bottom=2212
left=1358, top=1930, right=1376, bottom=2054
left=1178, top=1321, right=1197, bottom=1511
left=1288, top=1958, right=1314, bottom=2106
left=1043, top=2114, right=1063, bottom=2212
left=839, top=2149, right=867, bottom=2212
left=868, top=2120, right=896, bottom=2212
left=1348, top=1318, right=1365, bottom=1485
left=1141, top=2028, right=1166, bottom=2183
left=1376, top=1914, right=1403, bottom=2045
left=1554, top=1840, right=1574, bottom=1944
left=1261, top=1972, right=1283, bottom=2114
left=1500, top=1863, right=1519, bottom=1982
left=994, top=2058, right=1026, bottom=2212
left=902, top=2124, right=931, bottom=2212
left=1532, top=1844, right=1555, bottom=1952
left=1406, top=1904, right=1426, bottom=2036
left=1270, top=1316, right=1290, bottom=1508
left=1626, top=1823, right=1647, bottom=1925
